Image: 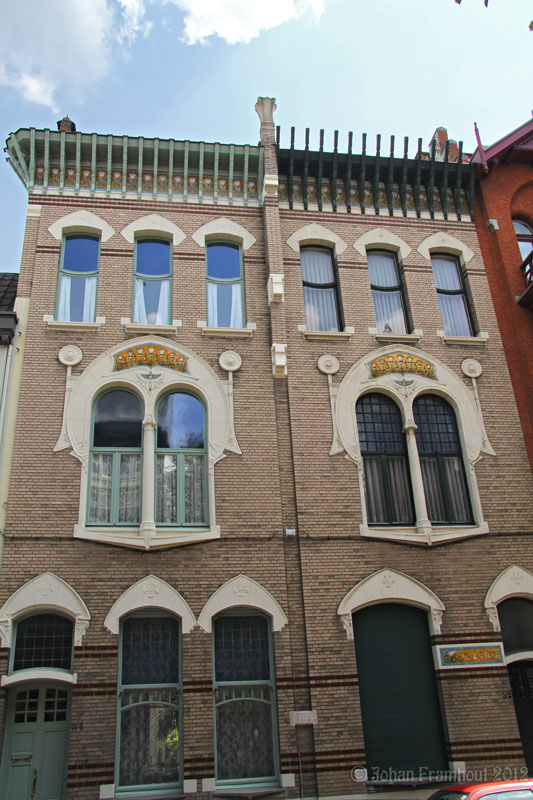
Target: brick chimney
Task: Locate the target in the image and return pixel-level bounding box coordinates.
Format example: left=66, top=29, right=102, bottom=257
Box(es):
left=57, top=115, right=76, bottom=133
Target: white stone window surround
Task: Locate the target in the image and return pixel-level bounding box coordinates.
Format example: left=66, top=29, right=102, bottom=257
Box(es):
left=337, top=568, right=445, bottom=640
left=287, top=223, right=353, bottom=339
left=46, top=210, right=115, bottom=331
left=192, top=217, right=258, bottom=336
left=104, top=576, right=196, bottom=634
left=197, top=575, right=288, bottom=633
left=326, top=344, right=491, bottom=546
left=417, top=232, right=488, bottom=343
left=0, top=572, right=90, bottom=687
left=54, top=336, right=242, bottom=550
left=485, top=565, right=533, bottom=634
left=353, top=228, right=424, bottom=344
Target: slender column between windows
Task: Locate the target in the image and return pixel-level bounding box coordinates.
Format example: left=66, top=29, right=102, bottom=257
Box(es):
left=403, top=424, right=431, bottom=538
left=140, top=417, right=156, bottom=541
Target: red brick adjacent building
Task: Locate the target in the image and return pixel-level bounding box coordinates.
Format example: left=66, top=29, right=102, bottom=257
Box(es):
left=472, top=118, right=533, bottom=471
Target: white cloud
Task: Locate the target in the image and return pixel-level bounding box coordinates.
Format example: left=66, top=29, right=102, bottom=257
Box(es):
left=163, top=0, right=326, bottom=45
left=117, top=0, right=152, bottom=42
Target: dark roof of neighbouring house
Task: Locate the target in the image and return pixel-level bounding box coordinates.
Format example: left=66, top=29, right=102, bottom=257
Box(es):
left=0, top=273, right=18, bottom=312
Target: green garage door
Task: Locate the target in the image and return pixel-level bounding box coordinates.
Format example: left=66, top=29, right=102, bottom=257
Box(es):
left=353, top=603, right=447, bottom=776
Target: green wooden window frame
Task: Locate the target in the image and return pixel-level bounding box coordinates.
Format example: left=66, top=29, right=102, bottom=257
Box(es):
left=116, top=614, right=182, bottom=794
left=206, top=242, right=246, bottom=328
left=132, top=238, right=172, bottom=325
left=212, top=613, right=280, bottom=788
left=55, top=234, right=100, bottom=322
left=155, top=391, right=208, bottom=527
left=87, top=389, right=143, bottom=527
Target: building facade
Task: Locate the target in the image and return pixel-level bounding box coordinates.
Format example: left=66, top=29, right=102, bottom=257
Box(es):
left=0, top=100, right=533, bottom=800
left=472, top=118, right=533, bottom=471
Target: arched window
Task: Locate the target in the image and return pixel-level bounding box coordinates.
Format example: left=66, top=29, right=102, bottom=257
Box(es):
left=133, top=238, right=172, bottom=325
left=206, top=242, right=244, bottom=328
left=513, top=219, right=533, bottom=262
left=156, top=392, right=207, bottom=526
left=367, top=250, right=409, bottom=334
left=12, top=613, right=74, bottom=672
left=413, top=395, right=472, bottom=524
left=300, top=246, right=342, bottom=332
left=356, top=394, right=414, bottom=525
left=117, top=614, right=182, bottom=791
left=88, top=390, right=143, bottom=526
left=213, top=612, right=278, bottom=786
left=56, top=234, right=99, bottom=322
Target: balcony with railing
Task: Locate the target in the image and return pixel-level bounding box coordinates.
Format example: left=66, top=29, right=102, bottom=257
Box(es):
left=517, top=250, right=533, bottom=309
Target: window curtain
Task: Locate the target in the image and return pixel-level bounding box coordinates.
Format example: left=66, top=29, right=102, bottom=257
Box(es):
left=118, top=454, right=141, bottom=523
left=134, top=279, right=148, bottom=324
left=420, top=458, right=446, bottom=521
left=371, top=290, right=406, bottom=333
left=301, top=249, right=334, bottom=283
left=88, top=454, right=113, bottom=524
left=442, top=457, right=470, bottom=522
left=304, top=286, right=338, bottom=331
left=363, top=457, right=387, bottom=523
left=437, top=294, right=471, bottom=337
left=207, top=281, right=218, bottom=326
left=156, top=279, right=170, bottom=325
left=157, top=455, right=178, bottom=524
left=82, top=276, right=97, bottom=322
left=367, top=252, right=397, bottom=286
left=57, top=275, right=71, bottom=321
left=229, top=283, right=242, bottom=328
left=184, top=455, right=206, bottom=524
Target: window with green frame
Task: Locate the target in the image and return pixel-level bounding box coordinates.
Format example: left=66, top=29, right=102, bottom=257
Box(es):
left=56, top=234, right=99, bottom=322
left=156, top=391, right=208, bottom=526
left=88, top=389, right=142, bottom=526
left=12, top=613, right=74, bottom=673
left=117, top=615, right=182, bottom=792
left=206, top=242, right=245, bottom=328
left=133, top=238, right=172, bottom=325
left=213, top=613, right=279, bottom=786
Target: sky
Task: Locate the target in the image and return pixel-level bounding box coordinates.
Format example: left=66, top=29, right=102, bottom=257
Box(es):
left=0, top=0, right=531, bottom=273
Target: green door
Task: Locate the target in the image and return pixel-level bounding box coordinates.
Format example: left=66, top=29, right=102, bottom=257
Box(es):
left=1, top=684, right=70, bottom=800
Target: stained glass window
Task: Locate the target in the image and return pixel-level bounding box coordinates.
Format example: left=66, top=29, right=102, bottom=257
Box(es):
left=213, top=615, right=278, bottom=785
left=13, top=614, right=73, bottom=671
left=118, top=616, right=181, bottom=790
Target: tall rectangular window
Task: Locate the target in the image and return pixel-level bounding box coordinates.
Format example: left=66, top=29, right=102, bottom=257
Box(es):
left=207, top=243, right=244, bottom=328
left=431, top=254, right=473, bottom=336
left=133, top=239, right=171, bottom=325
left=57, top=234, right=99, bottom=322
left=213, top=615, right=278, bottom=786
left=300, top=247, right=341, bottom=331
left=367, top=251, right=408, bottom=334
left=117, top=616, right=181, bottom=791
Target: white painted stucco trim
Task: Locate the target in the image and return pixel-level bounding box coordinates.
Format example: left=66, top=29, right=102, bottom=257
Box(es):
left=1, top=670, right=78, bottom=687
left=337, top=568, right=445, bottom=639
left=417, top=231, right=474, bottom=263
left=120, top=214, right=186, bottom=245
left=192, top=217, right=256, bottom=250
left=353, top=228, right=412, bottom=260
left=197, top=575, right=288, bottom=633
left=485, top=565, right=533, bottom=632
left=104, top=576, right=196, bottom=634
left=286, top=223, right=348, bottom=255
left=0, top=572, right=90, bottom=648
left=48, top=211, right=115, bottom=242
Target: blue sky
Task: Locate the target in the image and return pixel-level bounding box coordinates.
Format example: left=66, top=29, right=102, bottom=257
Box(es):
left=0, top=0, right=531, bottom=273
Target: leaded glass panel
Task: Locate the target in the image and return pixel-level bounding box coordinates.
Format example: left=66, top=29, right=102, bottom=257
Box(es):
left=214, top=617, right=270, bottom=682
left=14, top=614, right=73, bottom=671
left=216, top=697, right=274, bottom=780
left=120, top=697, right=179, bottom=786
left=121, top=617, right=179, bottom=685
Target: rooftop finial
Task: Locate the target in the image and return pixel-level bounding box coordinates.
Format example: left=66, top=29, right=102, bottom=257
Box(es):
left=57, top=115, right=76, bottom=133
left=255, top=97, right=277, bottom=145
